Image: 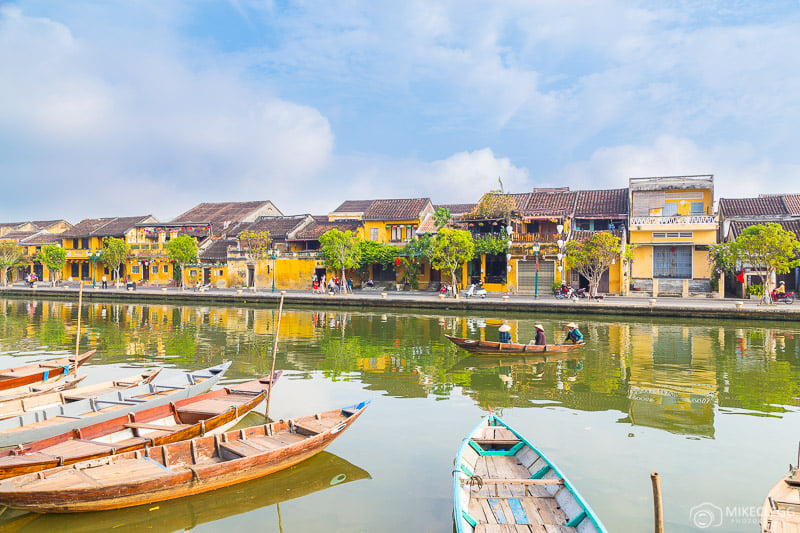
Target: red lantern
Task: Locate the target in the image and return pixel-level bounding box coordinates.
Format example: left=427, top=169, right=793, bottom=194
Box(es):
left=395, top=258, right=401, bottom=266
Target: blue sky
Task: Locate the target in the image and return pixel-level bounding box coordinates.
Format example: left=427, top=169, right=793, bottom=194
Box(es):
left=1, top=1, right=799, bottom=222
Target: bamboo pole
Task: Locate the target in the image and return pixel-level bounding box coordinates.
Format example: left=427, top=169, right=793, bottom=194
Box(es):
left=73, top=282, right=84, bottom=377
left=265, top=292, right=285, bottom=420
left=651, top=472, right=664, bottom=533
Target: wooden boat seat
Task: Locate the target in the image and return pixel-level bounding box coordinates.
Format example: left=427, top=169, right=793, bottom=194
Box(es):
left=38, top=362, right=71, bottom=369
left=472, top=438, right=521, bottom=447
left=123, top=422, right=191, bottom=432
left=218, top=440, right=265, bottom=460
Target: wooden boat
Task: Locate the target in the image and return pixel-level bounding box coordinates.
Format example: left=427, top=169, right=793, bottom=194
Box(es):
left=0, top=400, right=369, bottom=512
left=1, top=451, right=370, bottom=533
left=0, top=362, right=231, bottom=448
left=0, top=368, right=162, bottom=421
left=761, top=463, right=800, bottom=532
left=445, top=335, right=584, bottom=355
left=0, top=375, right=88, bottom=404
left=454, top=414, right=607, bottom=532
left=0, top=371, right=282, bottom=479
left=0, top=351, right=95, bottom=392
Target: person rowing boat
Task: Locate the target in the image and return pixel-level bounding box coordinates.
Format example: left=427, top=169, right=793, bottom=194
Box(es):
left=563, top=322, right=584, bottom=344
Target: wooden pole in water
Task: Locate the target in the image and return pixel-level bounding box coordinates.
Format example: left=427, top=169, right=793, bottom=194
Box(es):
left=74, top=282, right=83, bottom=377
left=651, top=472, right=664, bottom=533
left=265, top=292, right=284, bottom=420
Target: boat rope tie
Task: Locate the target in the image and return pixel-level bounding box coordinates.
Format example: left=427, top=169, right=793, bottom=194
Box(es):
left=468, top=474, right=484, bottom=492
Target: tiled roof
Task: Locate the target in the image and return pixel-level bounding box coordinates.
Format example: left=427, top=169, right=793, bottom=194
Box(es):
left=363, top=198, right=430, bottom=221
left=521, top=190, right=578, bottom=217
left=575, top=189, right=629, bottom=217
left=571, top=229, right=625, bottom=243
left=0, top=230, right=37, bottom=242
left=719, top=197, right=788, bottom=217
left=433, top=204, right=476, bottom=216
left=330, top=200, right=374, bottom=214
left=62, top=216, right=153, bottom=238
left=461, top=193, right=529, bottom=220
left=172, top=201, right=278, bottom=236
left=293, top=220, right=361, bottom=240
left=783, top=194, right=800, bottom=215
left=416, top=213, right=437, bottom=235
left=32, top=220, right=67, bottom=229
left=199, top=239, right=236, bottom=260
left=0, top=222, right=26, bottom=229
left=22, top=231, right=62, bottom=245
left=234, top=215, right=311, bottom=240
left=729, top=219, right=800, bottom=239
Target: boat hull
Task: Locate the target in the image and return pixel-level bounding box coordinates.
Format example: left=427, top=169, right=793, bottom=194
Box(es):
left=453, top=414, right=606, bottom=532
left=445, top=335, right=584, bottom=355
left=0, top=400, right=369, bottom=513
left=0, top=351, right=95, bottom=391
left=760, top=470, right=800, bottom=532
left=0, top=362, right=231, bottom=448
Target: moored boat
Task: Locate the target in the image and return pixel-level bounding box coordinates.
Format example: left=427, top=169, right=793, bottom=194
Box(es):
left=0, top=370, right=282, bottom=479
left=0, top=362, right=231, bottom=448
left=0, top=368, right=162, bottom=421
left=0, top=400, right=370, bottom=512
left=761, top=463, right=800, bottom=532
left=454, top=414, right=607, bottom=532
left=445, top=335, right=584, bottom=355
left=0, top=351, right=95, bottom=392
left=0, top=375, right=88, bottom=404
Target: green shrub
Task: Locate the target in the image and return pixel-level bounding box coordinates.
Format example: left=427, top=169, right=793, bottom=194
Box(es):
left=748, top=283, right=763, bottom=297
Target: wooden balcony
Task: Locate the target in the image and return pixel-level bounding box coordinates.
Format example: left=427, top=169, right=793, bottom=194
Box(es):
left=512, top=232, right=560, bottom=243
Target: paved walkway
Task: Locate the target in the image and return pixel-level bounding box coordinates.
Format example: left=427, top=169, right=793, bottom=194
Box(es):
left=2, top=282, right=798, bottom=322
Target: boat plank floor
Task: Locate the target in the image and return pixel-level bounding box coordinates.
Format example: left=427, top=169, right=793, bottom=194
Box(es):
left=39, top=439, right=116, bottom=458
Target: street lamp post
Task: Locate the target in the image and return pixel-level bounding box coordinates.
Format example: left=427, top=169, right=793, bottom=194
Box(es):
left=532, top=243, right=540, bottom=299
left=271, top=249, right=280, bottom=293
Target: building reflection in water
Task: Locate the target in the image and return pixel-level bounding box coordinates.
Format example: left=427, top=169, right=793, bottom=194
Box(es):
left=2, top=298, right=800, bottom=440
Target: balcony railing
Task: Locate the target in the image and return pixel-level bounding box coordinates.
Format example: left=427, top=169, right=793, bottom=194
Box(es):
left=630, top=215, right=716, bottom=225
left=512, top=232, right=560, bottom=243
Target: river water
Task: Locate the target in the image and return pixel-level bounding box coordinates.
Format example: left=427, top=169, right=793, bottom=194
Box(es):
left=0, top=297, right=798, bottom=532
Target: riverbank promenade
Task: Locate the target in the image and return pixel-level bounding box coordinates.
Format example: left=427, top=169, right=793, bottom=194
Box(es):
left=2, top=283, right=798, bottom=322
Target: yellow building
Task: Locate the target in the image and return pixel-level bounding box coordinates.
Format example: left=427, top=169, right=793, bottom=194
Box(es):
left=628, top=175, right=718, bottom=296
left=125, top=222, right=211, bottom=286
left=60, top=215, right=156, bottom=284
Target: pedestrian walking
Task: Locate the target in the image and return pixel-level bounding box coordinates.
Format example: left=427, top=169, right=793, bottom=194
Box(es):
left=101, top=275, right=107, bottom=289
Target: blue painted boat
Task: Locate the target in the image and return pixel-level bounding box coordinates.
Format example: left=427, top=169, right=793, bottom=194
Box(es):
left=454, top=414, right=607, bottom=533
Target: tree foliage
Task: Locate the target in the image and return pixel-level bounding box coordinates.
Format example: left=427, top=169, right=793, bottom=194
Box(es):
left=429, top=228, right=474, bottom=296
left=472, top=228, right=511, bottom=258
left=165, top=235, right=198, bottom=290
left=319, top=229, right=361, bottom=292
left=465, top=191, right=515, bottom=221
left=101, top=236, right=130, bottom=286
left=564, top=232, right=624, bottom=297
left=395, top=235, right=433, bottom=290
left=433, top=207, right=452, bottom=230
left=0, top=242, right=27, bottom=286
left=37, top=245, right=66, bottom=286
left=732, top=223, right=800, bottom=303
left=358, top=240, right=395, bottom=269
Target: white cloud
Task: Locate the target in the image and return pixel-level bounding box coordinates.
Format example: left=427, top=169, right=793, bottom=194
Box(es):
left=557, top=135, right=800, bottom=199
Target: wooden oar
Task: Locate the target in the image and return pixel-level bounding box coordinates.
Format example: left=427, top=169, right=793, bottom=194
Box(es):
left=74, top=282, right=83, bottom=377
left=265, top=292, right=284, bottom=420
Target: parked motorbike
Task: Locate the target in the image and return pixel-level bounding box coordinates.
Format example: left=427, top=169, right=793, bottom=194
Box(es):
left=574, top=287, right=588, bottom=299
left=771, top=289, right=795, bottom=304
left=465, top=283, right=487, bottom=298
left=554, top=286, right=573, bottom=299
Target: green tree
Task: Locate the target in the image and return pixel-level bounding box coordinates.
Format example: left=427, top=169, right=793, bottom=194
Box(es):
left=0, top=242, right=27, bottom=286
left=101, top=236, right=130, bottom=288
left=732, top=223, right=800, bottom=303
left=564, top=232, right=627, bottom=298
left=319, top=229, right=361, bottom=293
left=239, top=230, right=272, bottom=289
left=165, top=235, right=198, bottom=290
left=429, top=228, right=474, bottom=297
left=396, top=234, right=433, bottom=290
left=708, top=241, right=738, bottom=291
left=433, top=207, right=452, bottom=230
left=37, top=245, right=66, bottom=286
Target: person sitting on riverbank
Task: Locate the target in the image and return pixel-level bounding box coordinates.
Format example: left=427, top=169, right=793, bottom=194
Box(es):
left=563, top=322, right=583, bottom=344
left=533, top=324, right=546, bottom=345
left=498, top=324, right=512, bottom=344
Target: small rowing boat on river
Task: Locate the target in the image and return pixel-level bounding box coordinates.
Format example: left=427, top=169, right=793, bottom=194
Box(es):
left=0, top=400, right=369, bottom=512
left=0, top=362, right=231, bottom=448
left=0, top=371, right=282, bottom=479
left=0, top=351, right=95, bottom=392
left=0, top=375, right=88, bottom=404
left=445, top=335, right=584, bottom=355
left=760, top=450, right=800, bottom=532
left=0, top=368, right=162, bottom=421
left=454, top=414, right=607, bottom=532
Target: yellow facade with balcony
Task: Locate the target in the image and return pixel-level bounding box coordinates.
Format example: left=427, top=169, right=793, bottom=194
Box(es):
left=628, top=177, right=718, bottom=295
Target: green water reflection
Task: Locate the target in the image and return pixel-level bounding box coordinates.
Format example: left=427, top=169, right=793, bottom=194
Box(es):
left=1, top=297, right=800, bottom=532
